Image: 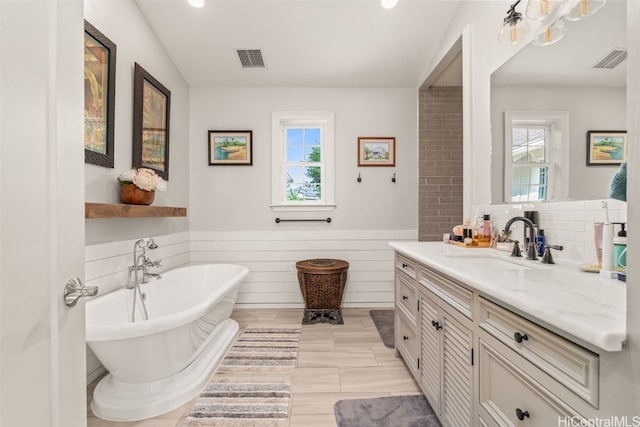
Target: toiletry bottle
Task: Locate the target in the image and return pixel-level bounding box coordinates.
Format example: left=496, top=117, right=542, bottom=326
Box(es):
left=483, top=215, right=491, bottom=242
left=463, top=218, right=473, bottom=244
left=536, top=229, right=546, bottom=257
left=613, top=223, right=627, bottom=269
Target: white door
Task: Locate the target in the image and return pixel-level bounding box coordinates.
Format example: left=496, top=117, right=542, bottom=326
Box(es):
left=1, top=1, right=86, bottom=426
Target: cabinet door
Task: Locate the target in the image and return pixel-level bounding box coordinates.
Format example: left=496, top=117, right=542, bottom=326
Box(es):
left=420, top=294, right=442, bottom=414
left=442, top=311, right=474, bottom=427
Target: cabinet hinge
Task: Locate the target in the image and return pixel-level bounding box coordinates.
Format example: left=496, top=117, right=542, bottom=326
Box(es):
left=417, top=357, right=420, bottom=369
left=417, top=300, right=420, bottom=312
left=471, top=348, right=474, bottom=366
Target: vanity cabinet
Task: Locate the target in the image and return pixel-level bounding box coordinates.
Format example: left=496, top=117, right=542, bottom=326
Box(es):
left=394, top=254, right=420, bottom=375
left=393, top=249, right=600, bottom=427
left=418, top=266, right=474, bottom=426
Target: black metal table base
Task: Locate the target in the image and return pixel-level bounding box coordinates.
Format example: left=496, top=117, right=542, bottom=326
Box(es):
left=302, top=309, right=344, bottom=325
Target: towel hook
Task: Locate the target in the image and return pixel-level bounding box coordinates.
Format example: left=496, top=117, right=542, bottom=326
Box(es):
left=391, top=173, right=396, bottom=183
left=357, top=173, right=362, bottom=183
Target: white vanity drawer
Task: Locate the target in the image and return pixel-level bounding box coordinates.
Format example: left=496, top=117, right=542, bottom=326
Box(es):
left=396, top=272, right=418, bottom=324
left=418, top=264, right=472, bottom=319
left=395, top=310, right=419, bottom=373
left=395, top=254, right=417, bottom=280
left=479, top=297, right=599, bottom=407
left=479, top=340, right=586, bottom=427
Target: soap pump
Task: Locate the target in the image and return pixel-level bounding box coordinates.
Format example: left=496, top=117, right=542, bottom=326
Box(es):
left=613, top=222, right=627, bottom=269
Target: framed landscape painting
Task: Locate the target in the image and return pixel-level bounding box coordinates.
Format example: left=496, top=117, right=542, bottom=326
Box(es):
left=208, top=131, right=253, bottom=165
left=358, top=137, right=396, bottom=166
left=586, top=130, right=627, bottom=166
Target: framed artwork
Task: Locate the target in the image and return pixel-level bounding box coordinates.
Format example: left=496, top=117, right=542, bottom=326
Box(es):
left=84, top=20, right=116, bottom=168
left=208, top=131, right=253, bottom=165
left=586, top=130, right=627, bottom=166
left=357, top=137, right=396, bottom=166
left=133, top=63, right=171, bottom=180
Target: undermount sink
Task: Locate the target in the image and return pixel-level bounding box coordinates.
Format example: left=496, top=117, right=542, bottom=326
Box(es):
left=443, top=251, right=547, bottom=270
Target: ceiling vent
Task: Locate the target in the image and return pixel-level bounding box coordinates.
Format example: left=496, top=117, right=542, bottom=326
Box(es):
left=236, top=49, right=265, bottom=69
left=592, top=48, right=627, bottom=69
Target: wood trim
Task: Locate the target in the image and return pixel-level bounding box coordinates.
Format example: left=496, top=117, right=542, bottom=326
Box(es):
left=85, top=203, right=186, bottom=218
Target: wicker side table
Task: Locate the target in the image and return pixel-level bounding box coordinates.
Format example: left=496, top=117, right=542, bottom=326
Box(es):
left=296, top=258, right=349, bottom=325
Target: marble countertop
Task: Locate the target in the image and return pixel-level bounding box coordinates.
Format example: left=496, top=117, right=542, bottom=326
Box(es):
left=389, top=241, right=627, bottom=352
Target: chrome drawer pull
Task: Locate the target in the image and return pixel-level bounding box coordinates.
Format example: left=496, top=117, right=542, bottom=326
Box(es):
left=514, top=332, right=528, bottom=343
left=431, top=320, right=442, bottom=330
left=403, top=335, right=409, bottom=341
left=402, top=295, right=409, bottom=300
left=402, top=263, right=408, bottom=268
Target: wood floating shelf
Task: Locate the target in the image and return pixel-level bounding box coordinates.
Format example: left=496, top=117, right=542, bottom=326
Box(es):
left=85, top=203, right=187, bottom=219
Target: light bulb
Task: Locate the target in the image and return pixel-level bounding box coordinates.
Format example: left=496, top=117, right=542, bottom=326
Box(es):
left=381, top=0, right=398, bottom=9
left=564, top=0, right=606, bottom=21
left=532, top=19, right=567, bottom=46
left=498, top=17, right=530, bottom=45
left=188, top=0, right=205, bottom=8
left=526, top=0, right=561, bottom=20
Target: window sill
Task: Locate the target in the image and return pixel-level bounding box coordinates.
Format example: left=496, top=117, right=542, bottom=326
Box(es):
left=271, top=204, right=336, bottom=212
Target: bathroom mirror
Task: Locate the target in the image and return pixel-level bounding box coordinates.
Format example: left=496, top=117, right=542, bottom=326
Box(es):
left=490, top=0, right=626, bottom=204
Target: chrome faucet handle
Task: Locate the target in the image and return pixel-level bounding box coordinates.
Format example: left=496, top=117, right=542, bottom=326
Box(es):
left=526, top=242, right=538, bottom=261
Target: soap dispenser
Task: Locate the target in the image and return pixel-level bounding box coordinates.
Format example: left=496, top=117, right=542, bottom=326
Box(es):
left=613, top=223, right=627, bottom=269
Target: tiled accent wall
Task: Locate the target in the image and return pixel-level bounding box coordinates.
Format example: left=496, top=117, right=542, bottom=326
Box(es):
left=471, top=200, right=627, bottom=265
left=418, top=86, right=464, bottom=241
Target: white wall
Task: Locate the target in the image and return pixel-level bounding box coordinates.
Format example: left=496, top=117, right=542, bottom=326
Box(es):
left=187, top=87, right=419, bottom=307
left=491, top=86, right=626, bottom=202
left=84, top=0, right=190, bottom=244
left=189, top=87, right=418, bottom=231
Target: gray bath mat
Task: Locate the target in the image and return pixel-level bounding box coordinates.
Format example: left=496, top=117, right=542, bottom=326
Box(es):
left=369, top=309, right=394, bottom=349
left=334, top=395, right=441, bottom=427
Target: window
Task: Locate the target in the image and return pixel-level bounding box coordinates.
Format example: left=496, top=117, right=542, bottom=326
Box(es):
left=271, top=112, right=335, bottom=210
left=504, top=111, right=569, bottom=203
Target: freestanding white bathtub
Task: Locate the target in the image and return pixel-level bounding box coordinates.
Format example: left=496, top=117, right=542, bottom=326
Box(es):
left=86, top=263, right=249, bottom=421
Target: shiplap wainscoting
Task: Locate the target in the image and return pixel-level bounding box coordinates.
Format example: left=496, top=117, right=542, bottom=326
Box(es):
left=189, top=230, right=417, bottom=308
left=84, top=229, right=416, bottom=384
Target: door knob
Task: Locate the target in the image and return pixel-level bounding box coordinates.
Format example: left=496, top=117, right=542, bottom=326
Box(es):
left=64, top=277, right=98, bottom=307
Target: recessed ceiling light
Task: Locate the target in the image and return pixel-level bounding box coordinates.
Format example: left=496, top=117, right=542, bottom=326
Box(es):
left=188, top=0, right=204, bottom=8
left=381, top=0, right=398, bottom=9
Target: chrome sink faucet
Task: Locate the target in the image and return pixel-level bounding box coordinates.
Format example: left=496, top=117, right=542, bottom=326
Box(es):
left=504, top=216, right=538, bottom=260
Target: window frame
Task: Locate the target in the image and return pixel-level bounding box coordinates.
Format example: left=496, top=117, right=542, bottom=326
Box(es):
left=503, top=111, right=570, bottom=203
left=271, top=111, right=335, bottom=211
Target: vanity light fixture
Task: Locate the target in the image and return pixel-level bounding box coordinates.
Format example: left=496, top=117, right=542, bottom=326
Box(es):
left=498, top=0, right=531, bottom=45
left=532, top=19, right=567, bottom=46
left=188, top=0, right=205, bottom=8
left=564, top=0, right=606, bottom=21
left=381, top=0, right=398, bottom=10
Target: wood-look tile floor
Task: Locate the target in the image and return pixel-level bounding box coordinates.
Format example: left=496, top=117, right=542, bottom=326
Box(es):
left=87, top=308, right=421, bottom=427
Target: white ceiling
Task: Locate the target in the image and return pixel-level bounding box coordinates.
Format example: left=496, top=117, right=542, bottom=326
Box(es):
left=135, top=0, right=462, bottom=88
left=491, top=0, right=627, bottom=87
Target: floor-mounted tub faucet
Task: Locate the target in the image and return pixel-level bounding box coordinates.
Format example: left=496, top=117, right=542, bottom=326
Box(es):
left=504, top=216, right=538, bottom=260
left=127, top=238, right=160, bottom=322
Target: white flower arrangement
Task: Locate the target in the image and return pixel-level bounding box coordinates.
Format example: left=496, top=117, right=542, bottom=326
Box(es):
left=117, top=168, right=167, bottom=192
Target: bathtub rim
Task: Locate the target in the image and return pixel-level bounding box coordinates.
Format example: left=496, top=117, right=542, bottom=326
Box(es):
left=86, top=263, right=248, bottom=342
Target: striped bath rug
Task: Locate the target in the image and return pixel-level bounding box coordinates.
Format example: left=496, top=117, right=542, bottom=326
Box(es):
left=180, top=325, right=302, bottom=426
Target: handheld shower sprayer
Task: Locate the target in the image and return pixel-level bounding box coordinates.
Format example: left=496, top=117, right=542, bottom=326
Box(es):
left=147, top=238, right=158, bottom=250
